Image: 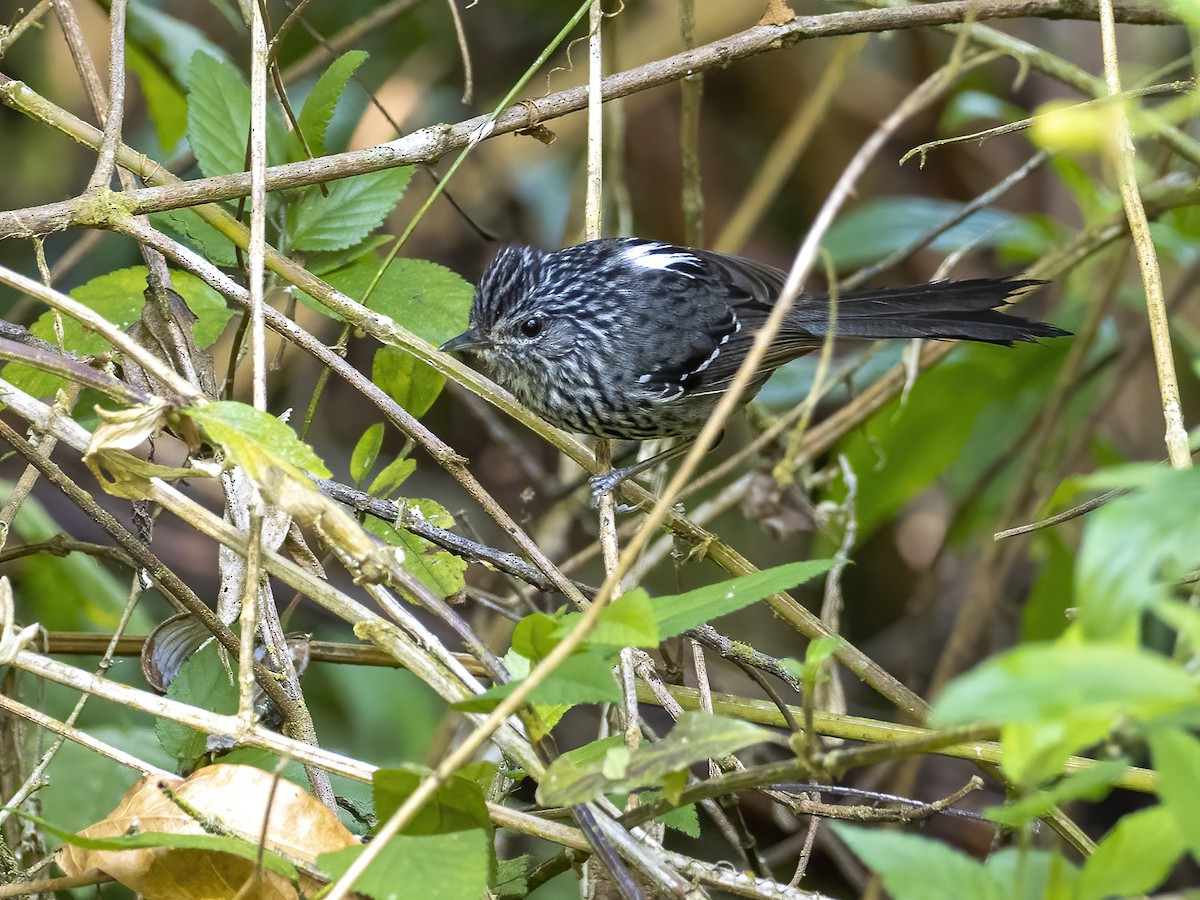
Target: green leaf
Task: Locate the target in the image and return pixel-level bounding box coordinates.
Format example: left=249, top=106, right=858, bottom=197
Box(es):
left=3, top=267, right=229, bottom=397
left=835, top=824, right=1004, bottom=900
left=305, top=233, right=393, bottom=276
left=365, top=501, right=466, bottom=597
left=359, top=258, right=475, bottom=345
left=638, top=791, right=700, bottom=837
left=156, top=641, right=238, bottom=763
left=149, top=208, right=239, bottom=267
left=986, top=760, right=1128, bottom=828
left=1076, top=467, right=1200, bottom=639
left=297, top=50, right=368, bottom=157
left=999, top=716, right=1116, bottom=789
left=1149, top=728, right=1200, bottom=862
left=289, top=167, right=413, bottom=252
left=537, top=713, right=776, bottom=806
left=319, top=829, right=491, bottom=900
left=821, top=197, right=1039, bottom=270
left=351, top=423, right=385, bottom=483
left=493, top=855, right=531, bottom=898
left=557, top=589, right=659, bottom=648
left=932, top=642, right=1199, bottom=727
left=652, top=559, right=836, bottom=639
left=368, top=456, right=416, bottom=498
left=182, top=401, right=332, bottom=479
left=186, top=52, right=251, bottom=178
left=984, top=847, right=1077, bottom=899
left=454, top=650, right=620, bottom=712
left=1076, top=805, right=1184, bottom=900
left=373, top=767, right=492, bottom=837
left=939, top=89, right=1024, bottom=134
left=126, top=42, right=188, bottom=151
left=186, top=52, right=286, bottom=178
left=511, top=613, right=564, bottom=662
left=372, top=346, right=446, bottom=418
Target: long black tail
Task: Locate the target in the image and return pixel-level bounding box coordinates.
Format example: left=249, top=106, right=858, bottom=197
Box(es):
left=797, top=278, right=1068, bottom=345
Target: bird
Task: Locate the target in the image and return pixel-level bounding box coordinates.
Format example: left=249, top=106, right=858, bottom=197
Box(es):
left=441, top=237, right=1067, bottom=496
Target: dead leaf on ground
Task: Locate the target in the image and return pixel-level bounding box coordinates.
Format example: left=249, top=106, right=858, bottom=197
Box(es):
left=57, top=763, right=358, bottom=900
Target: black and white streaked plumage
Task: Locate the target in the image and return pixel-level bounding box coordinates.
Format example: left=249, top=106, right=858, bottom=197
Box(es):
left=441, top=238, right=1067, bottom=442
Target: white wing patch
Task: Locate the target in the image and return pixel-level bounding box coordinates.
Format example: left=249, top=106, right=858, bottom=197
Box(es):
left=621, top=241, right=704, bottom=279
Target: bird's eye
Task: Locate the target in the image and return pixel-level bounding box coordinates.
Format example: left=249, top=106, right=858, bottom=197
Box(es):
left=519, top=316, right=545, bottom=338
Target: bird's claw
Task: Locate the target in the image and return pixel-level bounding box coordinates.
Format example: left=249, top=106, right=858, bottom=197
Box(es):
left=588, top=470, right=644, bottom=512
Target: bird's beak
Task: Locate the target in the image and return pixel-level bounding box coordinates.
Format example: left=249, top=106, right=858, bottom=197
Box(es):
left=440, top=328, right=490, bottom=354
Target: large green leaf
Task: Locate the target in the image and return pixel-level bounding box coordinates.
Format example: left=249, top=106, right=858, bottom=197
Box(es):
left=373, top=767, right=492, bottom=837
left=1149, top=727, right=1200, bottom=863
left=156, top=642, right=238, bottom=764
left=453, top=650, right=620, bottom=712
left=2, top=267, right=230, bottom=397
left=835, top=824, right=1004, bottom=900
left=932, top=642, right=1198, bottom=727
left=1076, top=805, right=1184, bottom=900
left=365, top=500, right=466, bottom=598
left=186, top=52, right=286, bottom=178
left=372, top=346, right=446, bottom=418
left=182, top=401, right=331, bottom=479
left=1075, top=466, right=1200, bottom=639
left=319, top=830, right=491, bottom=900
left=537, top=713, right=776, bottom=806
left=288, top=167, right=413, bottom=252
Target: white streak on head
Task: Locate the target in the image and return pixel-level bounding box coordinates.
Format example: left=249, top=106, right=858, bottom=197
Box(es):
left=620, top=242, right=703, bottom=279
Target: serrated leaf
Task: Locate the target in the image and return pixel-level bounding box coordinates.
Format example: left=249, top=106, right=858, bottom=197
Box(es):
left=652, top=559, right=836, bottom=639
left=537, top=713, right=776, bottom=806
left=182, top=401, right=331, bottom=479
left=319, top=829, right=491, bottom=900
left=186, top=52, right=286, bottom=178
left=835, top=824, right=1004, bottom=900
left=297, top=50, right=368, bottom=157
left=373, top=767, right=492, bottom=837
left=289, top=167, right=413, bottom=252
left=351, top=423, right=385, bottom=483
left=372, top=346, right=446, bottom=418
left=932, top=642, right=1198, bottom=727
left=364, top=500, right=466, bottom=597
left=1076, top=805, right=1184, bottom=900
left=453, top=650, right=619, bottom=713
left=494, top=855, right=531, bottom=898
left=156, top=642, right=237, bottom=764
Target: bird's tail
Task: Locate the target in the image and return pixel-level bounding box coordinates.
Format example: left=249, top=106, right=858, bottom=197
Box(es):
left=796, top=278, right=1068, bottom=345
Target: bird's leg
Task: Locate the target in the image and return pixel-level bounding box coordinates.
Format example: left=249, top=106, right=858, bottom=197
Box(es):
left=589, top=433, right=723, bottom=508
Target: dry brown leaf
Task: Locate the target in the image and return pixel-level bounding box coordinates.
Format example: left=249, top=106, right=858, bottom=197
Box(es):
left=57, top=764, right=357, bottom=900
left=758, top=0, right=796, bottom=26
